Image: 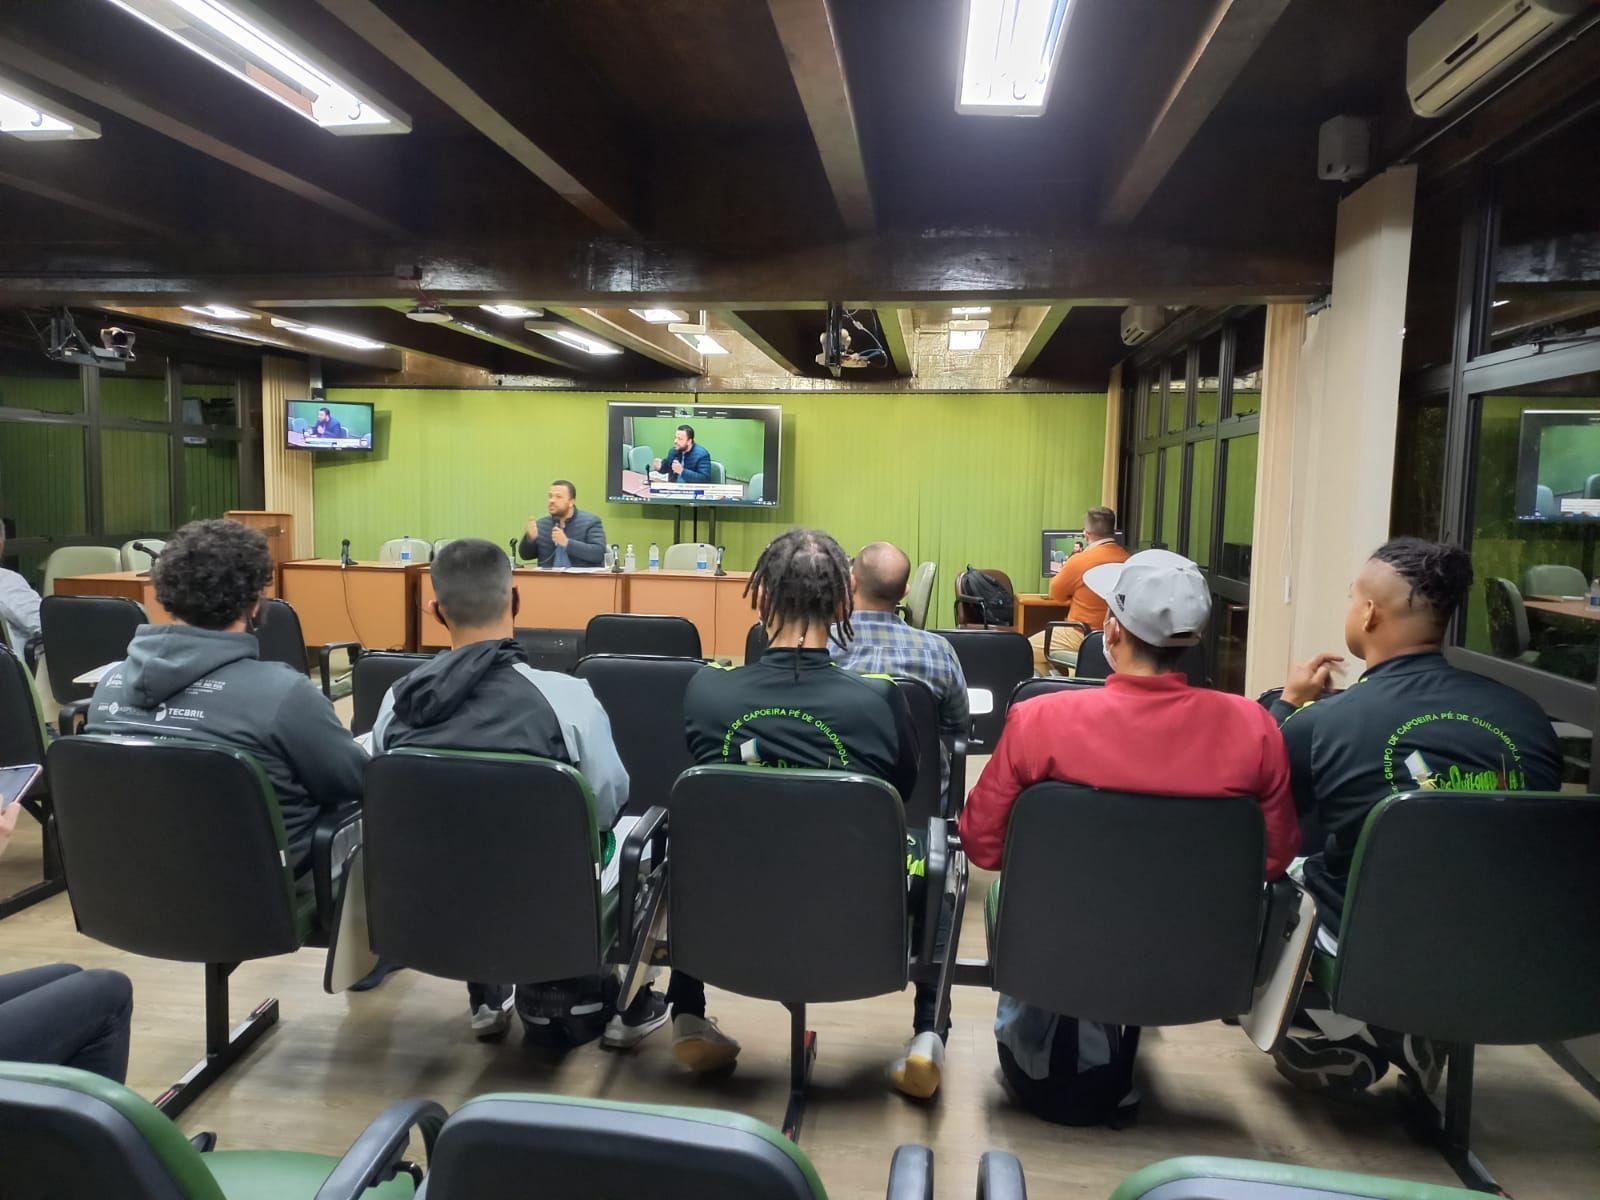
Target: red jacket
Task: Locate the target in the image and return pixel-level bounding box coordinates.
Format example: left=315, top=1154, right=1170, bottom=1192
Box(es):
left=960, top=672, right=1299, bottom=877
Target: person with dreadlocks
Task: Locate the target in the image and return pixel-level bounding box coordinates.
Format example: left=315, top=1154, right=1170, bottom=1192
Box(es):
left=1270, top=537, right=1560, bottom=1096
left=675, top=528, right=942, bottom=1098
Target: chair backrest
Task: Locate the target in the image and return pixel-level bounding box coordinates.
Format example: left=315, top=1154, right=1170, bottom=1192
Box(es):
left=513, top=627, right=586, bottom=673
left=119, top=539, right=166, bottom=573
left=628, top=444, right=654, bottom=474
left=746, top=471, right=764, bottom=501
left=1108, top=1156, right=1487, bottom=1200
left=39, top=594, right=146, bottom=702
left=1007, top=675, right=1103, bottom=711
left=932, top=628, right=1033, bottom=750
left=662, top=542, right=716, bottom=571
left=1075, top=630, right=1112, bottom=680
left=585, top=613, right=702, bottom=658
left=954, top=567, right=1015, bottom=627
left=744, top=621, right=769, bottom=663
left=903, top=561, right=936, bottom=629
left=893, top=676, right=946, bottom=825
left=1535, top=483, right=1559, bottom=515
left=992, top=783, right=1265, bottom=1025
left=669, top=765, right=908, bottom=1003
left=378, top=537, right=432, bottom=563
left=1522, top=563, right=1587, bottom=598
left=432, top=538, right=457, bottom=556
left=573, top=654, right=701, bottom=815
left=1331, top=791, right=1600, bottom=1045
left=0, top=643, right=48, bottom=776
left=0, top=1062, right=224, bottom=1200
left=352, top=651, right=432, bottom=736
left=42, top=545, right=122, bottom=596
left=1587, top=472, right=1600, bottom=500
left=1483, top=577, right=1530, bottom=658
left=707, top=461, right=726, bottom=485
left=424, top=1094, right=825, bottom=1200
left=46, top=736, right=299, bottom=962
left=289, top=416, right=309, bottom=433
left=363, top=750, right=607, bottom=982
left=252, top=597, right=309, bottom=673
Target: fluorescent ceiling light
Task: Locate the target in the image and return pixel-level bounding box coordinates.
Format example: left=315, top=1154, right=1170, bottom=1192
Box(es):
left=948, top=319, right=989, bottom=351
left=480, top=304, right=541, bottom=318
left=527, top=325, right=623, bottom=356
left=269, top=317, right=385, bottom=351
left=190, top=321, right=271, bottom=343
left=957, top=0, right=1075, bottom=116
left=102, top=0, right=410, bottom=135
left=951, top=305, right=992, bottom=315
left=676, top=332, right=729, bottom=355
left=0, top=74, right=101, bottom=140
left=631, top=307, right=688, bottom=324
left=183, top=304, right=255, bottom=320
left=1492, top=298, right=1510, bottom=308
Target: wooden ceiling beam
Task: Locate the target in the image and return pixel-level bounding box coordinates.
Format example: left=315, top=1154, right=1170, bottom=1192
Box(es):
left=546, top=307, right=703, bottom=374
left=1008, top=304, right=1073, bottom=377
left=874, top=306, right=914, bottom=376
left=765, top=0, right=875, bottom=233
left=100, top=305, right=402, bottom=369
left=718, top=310, right=808, bottom=375
left=0, top=156, right=182, bottom=241
left=1100, top=0, right=1292, bottom=226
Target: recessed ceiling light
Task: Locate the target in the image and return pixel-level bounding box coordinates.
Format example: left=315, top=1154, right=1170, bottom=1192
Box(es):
left=948, top=319, right=988, bottom=351
left=183, top=304, right=256, bottom=320
left=269, top=317, right=385, bottom=351
left=480, top=304, right=541, bottom=318
left=957, top=0, right=1076, bottom=117
left=526, top=324, right=623, bottom=356
left=102, top=0, right=410, bottom=135
left=630, top=308, right=689, bottom=324
left=405, top=305, right=454, bottom=324
left=951, top=305, right=992, bottom=315
left=0, top=74, right=101, bottom=140
left=676, top=332, right=729, bottom=355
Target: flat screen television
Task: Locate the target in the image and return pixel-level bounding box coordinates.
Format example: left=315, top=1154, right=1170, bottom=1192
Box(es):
left=1040, top=528, right=1124, bottom=579
left=1514, top=409, right=1600, bottom=520
left=607, top=402, right=780, bottom=506
left=286, top=400, right=374, bottom=452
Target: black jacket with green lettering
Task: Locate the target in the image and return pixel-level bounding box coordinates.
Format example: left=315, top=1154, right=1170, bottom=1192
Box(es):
left=1271, top=651, right=1562, bottom=931
left=683, top=646, right=919, bottom=802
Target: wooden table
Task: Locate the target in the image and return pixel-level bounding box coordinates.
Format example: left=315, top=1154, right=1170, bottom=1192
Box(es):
left=629, top=570, right=754, bottom=659
left=1525, top=596, right=1600, bottom=622
left=1012, top=593, right=1069, bottom=636
left=54, top=572, right=174, bottom=622
left=418, top=569, right=626, bottom=650
left=280, top=560, right=418, bottom=650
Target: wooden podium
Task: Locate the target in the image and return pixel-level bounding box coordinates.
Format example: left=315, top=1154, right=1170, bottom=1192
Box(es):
left=225, top=511, right=295, bottom=570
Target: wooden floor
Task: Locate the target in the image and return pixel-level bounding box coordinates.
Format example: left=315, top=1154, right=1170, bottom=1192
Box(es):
left=2, top=755, right=1597, bottom=1199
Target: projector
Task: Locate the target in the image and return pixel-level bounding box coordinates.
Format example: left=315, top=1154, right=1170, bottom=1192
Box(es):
left=1120, top=305, right=1168, bottom=347
left=405, top=304, right=454, bottom=324
left=36, top=308, right=130, bottom=371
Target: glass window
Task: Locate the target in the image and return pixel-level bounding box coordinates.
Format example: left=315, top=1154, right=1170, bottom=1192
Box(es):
left=1213, top=599, right=1251, bottom=696
left=1160, top=445, right=1182, bottom=548
left=0, top=343, right=83, bottom=413
left=1194, top=331, right=1221, bottom=427
left=181, top=438, right=239, bottom=521
left=1139, top=453, right=1157, bottom=546
left=179, top=362, right=240, bottom=426
left=1219, top=433, right=1259, bottom=582
left=0, top=422, right=88, bottom=539
left=101, top=429, right=170, bottom=533
left=1464, top=370, right=1600, bottom=685
left=1190, top=437, right=1216, bottom=567
left=100, top=356, right=169, bottom=422
left=1143, top=371, right=1160, bottom=439
left=1392, top=392, right=1447, bottom=538
left=1230, top=310, right=1265, bottom=416
left=1166, top=350, right=1188, bottom=433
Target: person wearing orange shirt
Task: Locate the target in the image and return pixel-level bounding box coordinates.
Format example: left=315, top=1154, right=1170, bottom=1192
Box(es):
left=1032, top=507, right=1129, bottom=669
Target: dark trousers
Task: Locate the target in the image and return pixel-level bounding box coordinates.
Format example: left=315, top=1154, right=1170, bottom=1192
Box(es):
left=0, top=965, right=133, bottom=1083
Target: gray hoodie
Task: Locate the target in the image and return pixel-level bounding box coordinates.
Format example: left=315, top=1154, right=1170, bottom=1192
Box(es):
left=89, top=623, right=365, bottom=871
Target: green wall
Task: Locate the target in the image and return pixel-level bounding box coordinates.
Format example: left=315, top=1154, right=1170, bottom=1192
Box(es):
left=314, top=389, right=1107, bottom=620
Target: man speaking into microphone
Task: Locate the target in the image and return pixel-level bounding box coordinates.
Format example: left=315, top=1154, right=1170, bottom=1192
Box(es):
left=518, top=480, right=607, bottom=568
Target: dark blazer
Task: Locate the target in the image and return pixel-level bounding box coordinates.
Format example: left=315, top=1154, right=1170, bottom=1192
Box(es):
left=518, top=507, right=607, bottom=567
left=661, top=442, right=713, bottom=483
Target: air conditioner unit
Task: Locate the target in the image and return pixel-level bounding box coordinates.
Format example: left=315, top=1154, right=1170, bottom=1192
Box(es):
left=1407, top=0, right=1587, bottom=118
left=1120, top=305, right=1167, bottom=347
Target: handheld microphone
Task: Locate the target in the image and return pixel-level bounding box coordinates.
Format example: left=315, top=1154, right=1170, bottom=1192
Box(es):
left=340, top=538, right=356, bottom=568
left=714, top=544, right=727, bottom=577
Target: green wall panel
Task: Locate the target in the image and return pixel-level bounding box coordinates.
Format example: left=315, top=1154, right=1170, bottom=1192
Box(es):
left=101, top=429, right=170, bottom=533
left=0, top=422, right=88, bottom=538
left=315, top=389, right=1106, bottom=624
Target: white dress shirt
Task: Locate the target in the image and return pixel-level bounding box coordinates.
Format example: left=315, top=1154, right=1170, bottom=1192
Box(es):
left=0, top=566, right=42, bottom=656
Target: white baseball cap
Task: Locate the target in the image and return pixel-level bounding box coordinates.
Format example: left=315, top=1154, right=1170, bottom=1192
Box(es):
left=1083, top=549, right=1210, bottom=647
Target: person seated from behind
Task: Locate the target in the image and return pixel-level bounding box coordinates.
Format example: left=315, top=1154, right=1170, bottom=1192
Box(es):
left=830, top=540, right=969, bottom=798
left=1269, top=537, right=1561, bottom=1095
left=962, top=549, right=1298, bottom=1125
left=369, top=538, right=664, bottom=1047
left=682, top=527, right=947, bottom=1100
left=1030, top=506, right=1128, bottom=672
left=0, top=523, right=42, bottom=659
left=0, top=799, right=134, bottom=1082
left=90, top=519, right=365, bottom=878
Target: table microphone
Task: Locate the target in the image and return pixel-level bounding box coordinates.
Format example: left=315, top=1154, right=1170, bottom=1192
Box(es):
left=340, top=538, right=357, bottom=568
left=508, top=538, right=519, bottom=566
left=714, top=544, right=727, bottom=577
left=130, top=541, right=161, bottom=575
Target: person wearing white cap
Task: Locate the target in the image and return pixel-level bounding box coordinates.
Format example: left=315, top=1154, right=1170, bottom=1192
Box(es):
left=960, top=549, right=1299, bottom=1126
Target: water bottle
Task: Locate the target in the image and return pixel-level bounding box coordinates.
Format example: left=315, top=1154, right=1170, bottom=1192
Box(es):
left=1589, top=578, right=1599, bottom=609
left=696, top=544, right=708, bottom=573
left=648, top=541, right=660, bottom=571
left=400, top=536, right=412, bottom=564
left=603, top=544, right=615, bottom=570
left=624, top=544, right=637, bottom=572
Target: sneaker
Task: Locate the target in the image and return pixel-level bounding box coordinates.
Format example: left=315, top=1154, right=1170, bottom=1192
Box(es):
left=602, top=989, right=671, bottom=1049
left=471, top=993, right=514, bottom=1041
left=889, top=1030, right=945, bottom=1100
left=1273, top=1032, right=1386, bottom=1094
left=672, top=1014, right=741, bottom=1072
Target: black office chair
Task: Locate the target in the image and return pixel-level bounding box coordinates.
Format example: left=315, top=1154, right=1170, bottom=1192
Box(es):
left=1073, top=631, right=1208, bottom=687
left=668, top=765, right=961, bottom=1139
left=573, top=654, right=701, bottom=816
left=250, top=597, right=361, bottom=697
left=745, top=620, right=769, bottom=663
left=0, top=1061, right=440, bottom=1200
left=584, top=613, right=702, bottom=659
left=45, top=735, right=362, bottom=1117
left=0, top=644, right=65, bottom=920
left=39, top=594, right=144, bottom=707
left=1006, top=674, right=1104, bottom=712
left=1312, top=790, right=1600, bottom=1192
left=351, top=651, right=432, bottom=737
left=894, top=675, right=966, bottom=823
left=513, top=626, right=585, bottom=673
left=933, top=629, right=1034, bottom=752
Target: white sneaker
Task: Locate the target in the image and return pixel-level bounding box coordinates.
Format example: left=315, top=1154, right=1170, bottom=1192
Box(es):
left=890, top=1031, right=944, bottom=1099
left=471, top=995, right=514, bottom=1041
left=602, top=990, right=671, bottom=1049
left=672, top=1013, right=740, bottom=1072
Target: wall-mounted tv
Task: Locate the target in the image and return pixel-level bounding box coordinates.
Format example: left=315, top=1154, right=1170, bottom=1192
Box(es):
left=286, top=399, right=374, bottom=452
left=1515, top=409, right=1600, bottom=520
left=607, top=401, right=780, bottom=506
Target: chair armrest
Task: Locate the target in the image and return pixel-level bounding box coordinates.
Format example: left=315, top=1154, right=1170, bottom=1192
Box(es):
left=619, top=805, right=668, bottom=961
left=57, top=699, right=91, bottom=736
left=1040, top=620, right=1090, bottom=658
left=942, top=735, right=968, bottom=819
left=1255, top=876, right=1304, bottom=988
left=311, top=802, right=364, bottom=933
left=317, top=642, right=363, bottom=698
left=976, top=1150, right=1027, bottom=1200
left=886, top=1144, right=933, bottom=1200
left=23, top=633, right=43, bottom=674
left=312, top=1097, right=448, bottom=1200
left=920, top=815, right=949, bottom=967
